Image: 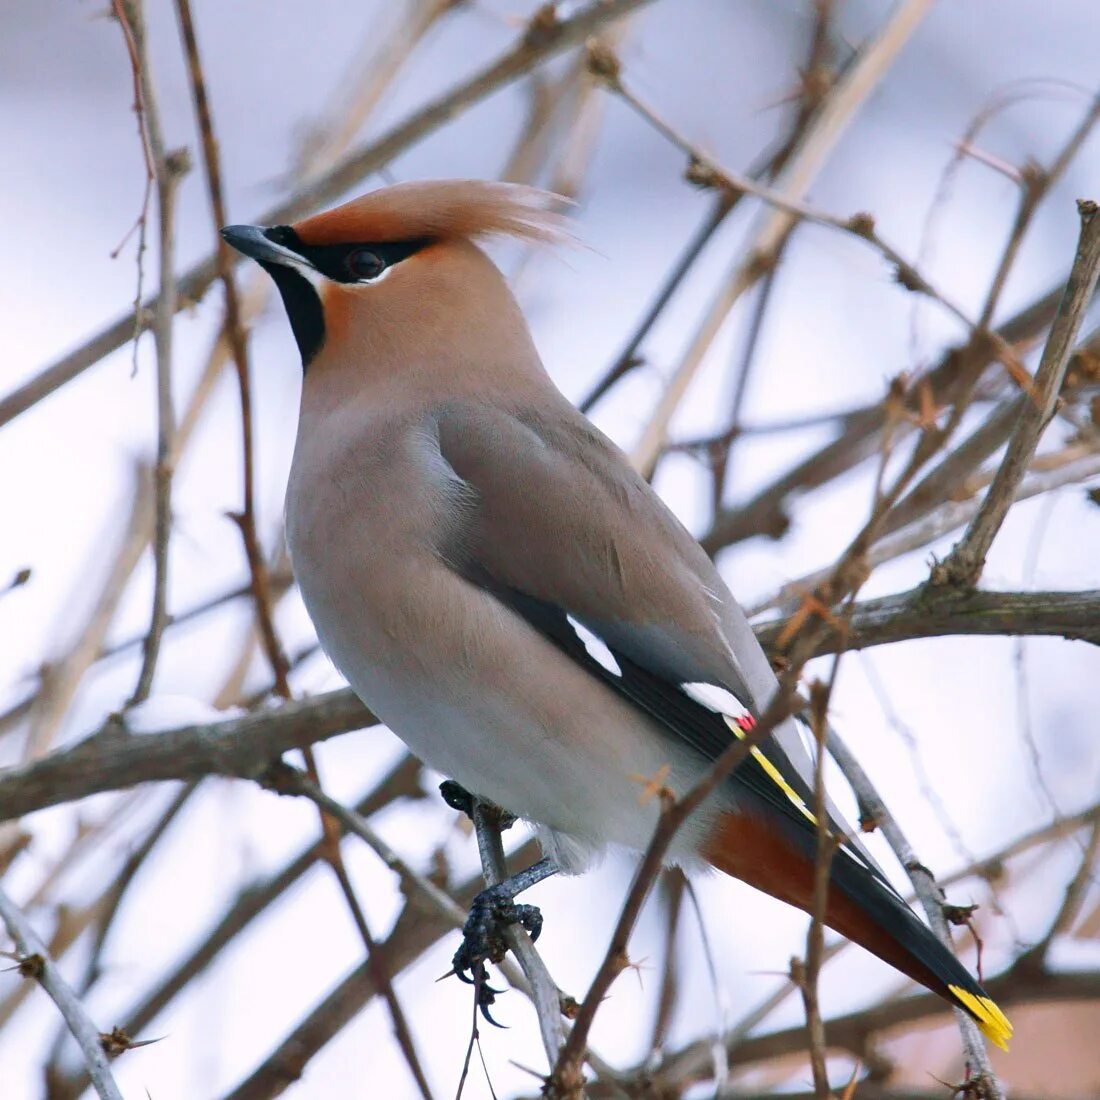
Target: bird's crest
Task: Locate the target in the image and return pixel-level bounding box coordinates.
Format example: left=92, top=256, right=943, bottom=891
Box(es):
left=293, top=179, right=572, bottom=247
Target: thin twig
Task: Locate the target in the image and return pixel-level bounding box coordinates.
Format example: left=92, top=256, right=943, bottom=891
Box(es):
left=748, top=447, right=1100, bottom=618
left=0, top=886, right=124, bottom=1100
left=799, top=678, right=842, bottom=1099
left=625, top=0, right=937, bottom=476
left=173, top=0, right=291, bottom=698
left=115, top=0, right=191, bottom=707
left=933, top=199, right=1100, bottom=587
left=825, top=727, right=1004, bottom=1098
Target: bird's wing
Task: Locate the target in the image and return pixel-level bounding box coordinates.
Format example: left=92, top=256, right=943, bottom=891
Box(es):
left=432, top=399, right=887, bottom=880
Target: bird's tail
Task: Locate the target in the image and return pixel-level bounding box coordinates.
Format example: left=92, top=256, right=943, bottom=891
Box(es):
left=703, top=809, right=1012, bottom=1050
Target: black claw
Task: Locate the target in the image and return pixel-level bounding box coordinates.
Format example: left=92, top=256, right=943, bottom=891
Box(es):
left=450, top=884, right=545, bottom=1024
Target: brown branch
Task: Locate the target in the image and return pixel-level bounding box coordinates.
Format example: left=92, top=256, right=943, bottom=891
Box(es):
left=173, top=0, right=291, bottom=698
left=933, top=199, right=1100, bottom=586
left=114, top=0, right=190, bottom=707
left=0, top=687, right=374, bottom=822
left=700, top=277, right=1074, bottom=556
left=756, top=586, right=1100, bottom=655
left=0, top=0, right=654, bottom=431
left=825, top=726, right=1002, bottom=1096
left=0, top=886, right=124, bottom=1100
left=625, top=0, right=936, bottom=476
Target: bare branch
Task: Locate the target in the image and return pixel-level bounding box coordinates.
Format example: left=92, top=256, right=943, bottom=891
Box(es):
left=0, top=886, right=124, bottom=1100
left=825, top=726, right=1003, bottom=1097
left=114, top=0, right=191, bottom=707
left=627, top=0, right=936, bottom=476
left=0, top=688, right=374, bottom=822
left=933, top=199, right=1100, bottom=586
left=756, top=586, right=1100, bottom=654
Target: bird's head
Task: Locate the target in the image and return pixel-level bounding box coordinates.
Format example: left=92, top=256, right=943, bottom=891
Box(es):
left=221, top=179, right=569, bottom=375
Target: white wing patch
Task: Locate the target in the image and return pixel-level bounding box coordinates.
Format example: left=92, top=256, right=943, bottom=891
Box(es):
left=681, top=681, right=750, bottom=720
left=566, top=615, right=622, bottom=677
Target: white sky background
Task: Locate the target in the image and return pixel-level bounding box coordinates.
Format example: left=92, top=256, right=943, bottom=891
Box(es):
left=2, top=1, right=1100, bottom=1097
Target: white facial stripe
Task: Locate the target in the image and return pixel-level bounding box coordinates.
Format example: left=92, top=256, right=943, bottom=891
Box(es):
left=358, top=264, right=393, bottom=285
left=566, top=616, right=622, bottom=678
left=290, top=260, right=327, bottom=291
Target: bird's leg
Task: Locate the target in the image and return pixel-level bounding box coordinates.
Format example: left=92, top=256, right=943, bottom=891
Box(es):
left=440, top=781, right=560, bottom=1020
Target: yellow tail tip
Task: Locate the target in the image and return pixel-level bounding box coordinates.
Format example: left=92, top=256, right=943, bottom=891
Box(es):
left=948, top=985, right=1013, bottom=1051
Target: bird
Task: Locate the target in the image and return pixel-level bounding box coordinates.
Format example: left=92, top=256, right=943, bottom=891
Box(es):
left=221, top=178, right=1011, bottom=1049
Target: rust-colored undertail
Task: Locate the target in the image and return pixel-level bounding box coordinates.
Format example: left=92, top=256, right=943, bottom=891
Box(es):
left=702, top=809, right=1012, bottom=1050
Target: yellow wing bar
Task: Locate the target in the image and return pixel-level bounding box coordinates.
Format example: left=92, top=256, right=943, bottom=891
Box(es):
left=725, top=713, right=818, bottom=827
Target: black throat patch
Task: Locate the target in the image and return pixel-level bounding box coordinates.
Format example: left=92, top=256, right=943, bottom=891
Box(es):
left=261, top=262, right=325, bottom=370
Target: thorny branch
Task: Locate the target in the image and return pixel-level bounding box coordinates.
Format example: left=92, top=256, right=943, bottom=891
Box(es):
left=0, top=886, right=124, bottom=1100
left=932, top=200, right=1100, bottom=586
left=173, top=0, right=292, bottom=697
left=825, top=727, right=1004, bottom=1098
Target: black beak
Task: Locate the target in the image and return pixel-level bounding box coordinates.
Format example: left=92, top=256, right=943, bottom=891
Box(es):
left=221, top=224, right=302, bottom=268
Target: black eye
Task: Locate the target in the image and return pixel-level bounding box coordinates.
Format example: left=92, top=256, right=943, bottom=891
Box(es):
left=345, top=248, right=386, bottom=281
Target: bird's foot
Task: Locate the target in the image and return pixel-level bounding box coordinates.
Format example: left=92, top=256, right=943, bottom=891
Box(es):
left=452, top=883, right=543, bottom=1024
